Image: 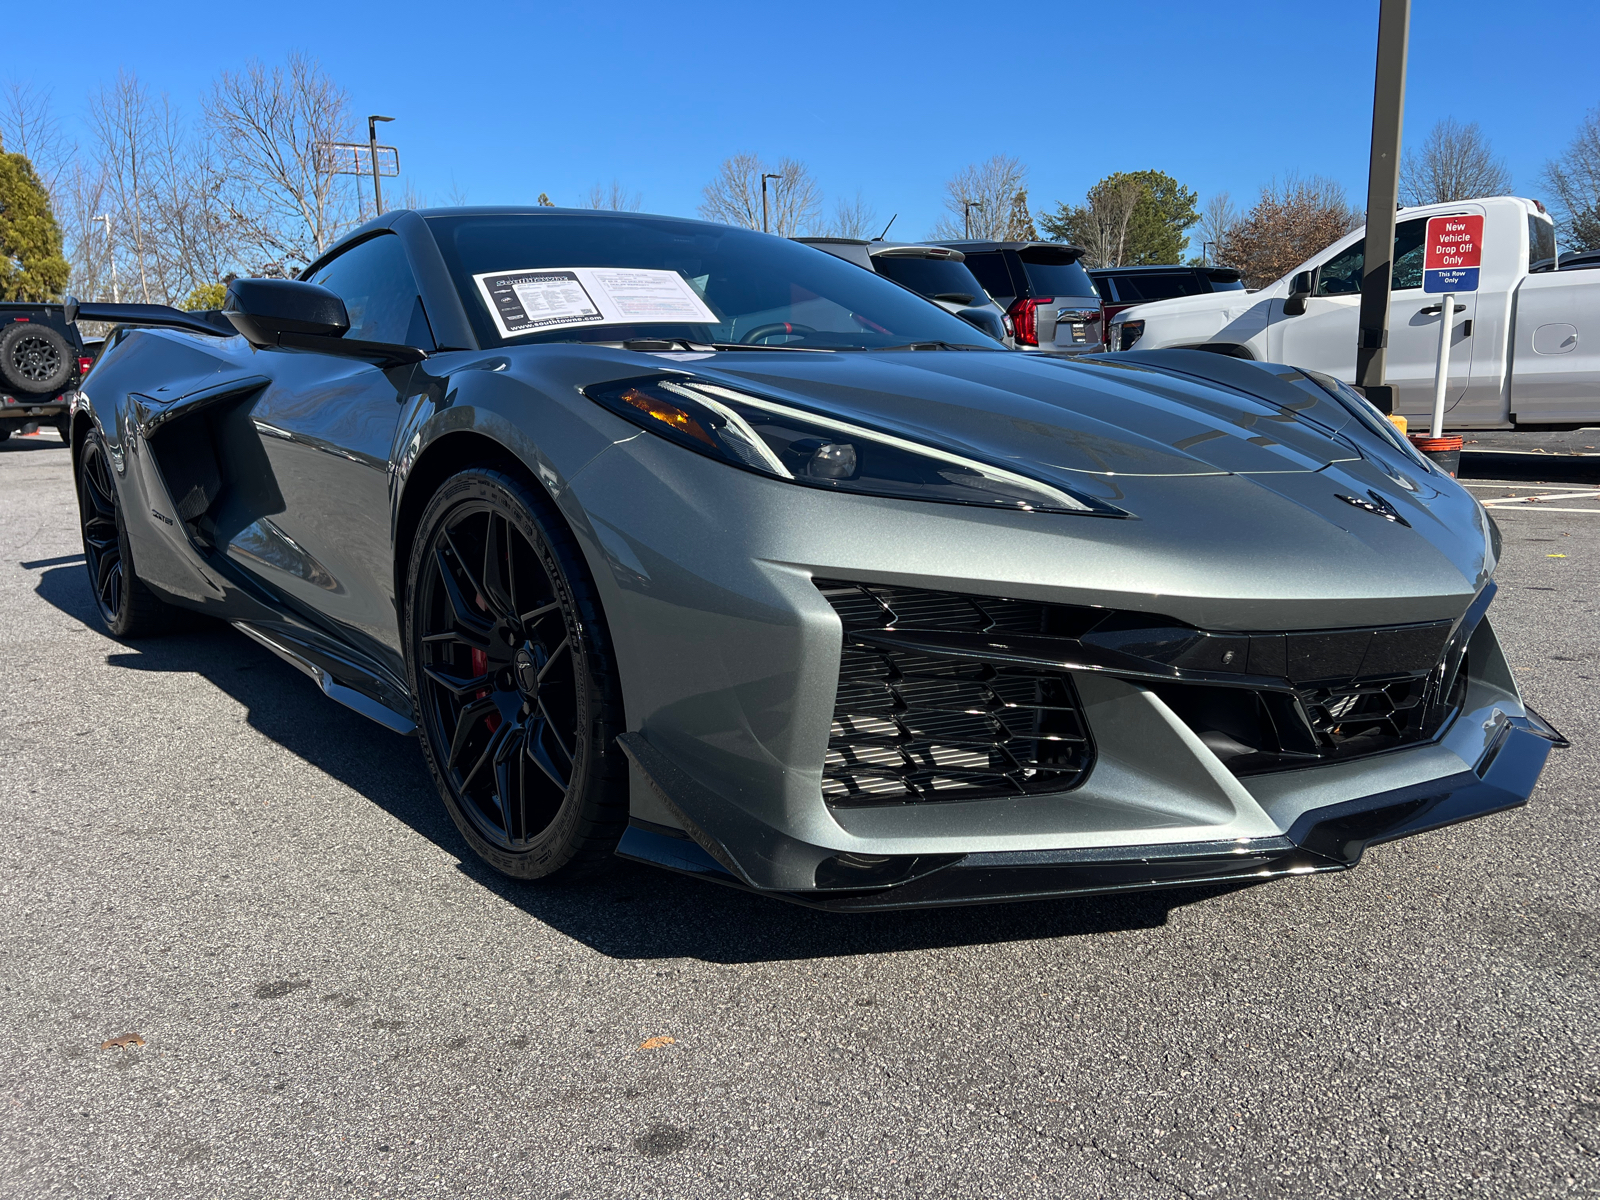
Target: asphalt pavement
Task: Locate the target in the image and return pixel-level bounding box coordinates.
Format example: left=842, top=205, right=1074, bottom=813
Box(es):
left=2, top=430, right=1597, bottom=1200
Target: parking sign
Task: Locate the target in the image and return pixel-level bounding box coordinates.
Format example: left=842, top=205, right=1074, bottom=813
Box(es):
left=1423, top=214, right=1483, bottom=293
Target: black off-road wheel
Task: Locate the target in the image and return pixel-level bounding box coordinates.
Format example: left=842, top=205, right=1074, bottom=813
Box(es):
left=77, top=432, right=178, bottom=637
left=1, top=322, right=72, bottom=394
left=406, top=468, right=628, bottom=880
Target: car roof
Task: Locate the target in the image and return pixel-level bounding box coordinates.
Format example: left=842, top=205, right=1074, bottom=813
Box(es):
left=1089, top=264, right=1243, bottom=281
left=938, top=241, right=1085, bottom=261
left=795, top=238, right=969, bottom=262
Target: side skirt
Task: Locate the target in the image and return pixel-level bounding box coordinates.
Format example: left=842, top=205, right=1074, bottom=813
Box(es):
left=233, top=621, right=417, bottom=736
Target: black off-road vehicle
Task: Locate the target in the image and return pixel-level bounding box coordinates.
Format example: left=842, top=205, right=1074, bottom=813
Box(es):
left=0, top=304, right=93, bottom=441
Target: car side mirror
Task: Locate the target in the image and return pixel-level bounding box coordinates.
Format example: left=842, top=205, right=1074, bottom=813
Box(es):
left=954, top=305, right=1007, bottom=344
left=1283, top=270, right=1313, bottom=316
left=222, top=277, right=425, bottom=366
left=223, top=278, right=349, bottom=348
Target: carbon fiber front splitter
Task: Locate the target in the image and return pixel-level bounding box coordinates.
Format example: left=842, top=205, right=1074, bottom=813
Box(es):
left=614, top=714, right=1565, bottom=912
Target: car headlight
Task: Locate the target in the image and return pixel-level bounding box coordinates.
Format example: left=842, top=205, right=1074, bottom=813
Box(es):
left=584, top=374, right=1121, bottom=516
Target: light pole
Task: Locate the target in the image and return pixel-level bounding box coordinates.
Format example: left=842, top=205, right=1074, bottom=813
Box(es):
left=963, top=200, right=984, bottom=239
left=94, top=214, right=118, bottom=303
left=368, top=115, right=395, bottom=215
left=1202, top=240, right=1217, bottom=267
left=1354, top=0, right=1410, bottom=413
left=760, top=172, right=782, bottom=234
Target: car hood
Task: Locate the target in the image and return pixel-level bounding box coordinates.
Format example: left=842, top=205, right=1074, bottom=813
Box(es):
left=691, top=348, right=1359, bottom=478
left=1114, top=287, right=1280, bottom=325
left=522, top=344, right=1492, bottom=595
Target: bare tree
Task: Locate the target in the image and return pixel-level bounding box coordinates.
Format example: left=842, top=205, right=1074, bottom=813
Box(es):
left=1195, top=192, right=1240, bottom=264
left=1058, top=177, right=1143, bottom=268
left=581, top=180, right=643, bottom=212
left=206, top=53, right=356, bottom=274
left=1400, top=118, right=1512, bottom=206
left=699, top=153, right=821, bottom=235
left=1541, top=105, right=1600, bottom=252
left=930, top=156, right=1028, bottom=240
left=1218, top=174, right=1359, bottom=289
left=1, top=82, right=72, bottom=194
left=826, top=191, right=877, bottom=238
left=88, top=72, right=160, bottom=302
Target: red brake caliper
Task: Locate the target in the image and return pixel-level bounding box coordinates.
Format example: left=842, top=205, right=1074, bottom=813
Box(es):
left=470, top=646, right=500, bottom=732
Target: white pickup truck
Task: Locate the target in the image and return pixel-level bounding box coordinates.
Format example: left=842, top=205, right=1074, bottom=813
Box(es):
left=1109, top=196, right=1598, bottom=429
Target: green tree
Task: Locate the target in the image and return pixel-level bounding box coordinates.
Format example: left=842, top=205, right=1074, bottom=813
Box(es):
left=0, top=138, right=70, bottom=301
left=1040, top=170, right=1200, bottom=265
left=180, top=281, right=230, bottom=311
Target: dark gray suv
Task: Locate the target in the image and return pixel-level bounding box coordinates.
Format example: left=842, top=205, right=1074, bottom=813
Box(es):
left=795, top=239, right=1012, bottom=347
left=936, top=241, right=1103, bottom=354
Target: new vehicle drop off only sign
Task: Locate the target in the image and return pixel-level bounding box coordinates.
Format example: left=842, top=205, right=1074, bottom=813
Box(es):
left=1423, top=213, right=1484, bottom=293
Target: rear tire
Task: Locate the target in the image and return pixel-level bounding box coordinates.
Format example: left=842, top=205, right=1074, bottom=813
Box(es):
left=405, top=468, right=628, bottom=881
left=77, top=431, right=179, bottom=637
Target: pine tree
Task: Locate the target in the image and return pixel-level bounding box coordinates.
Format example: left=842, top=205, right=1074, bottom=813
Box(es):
left=0, top=138, right=70, bottom=301
left=1005, top=189, right=1038, bottom=241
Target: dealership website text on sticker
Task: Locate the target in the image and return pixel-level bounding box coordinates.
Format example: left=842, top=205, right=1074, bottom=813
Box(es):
left=473, top=267, right=719, bottom=339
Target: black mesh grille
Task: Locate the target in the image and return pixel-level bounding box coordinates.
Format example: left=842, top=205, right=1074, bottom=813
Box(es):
left=819, top=581, right=1095, bottom=806
left=818, top=578, right=1473, bottom=790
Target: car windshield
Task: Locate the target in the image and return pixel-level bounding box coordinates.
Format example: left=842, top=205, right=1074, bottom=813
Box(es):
left=870, top=255, right=990, bottom=306
left=427, top=212, right=1002, bottom=350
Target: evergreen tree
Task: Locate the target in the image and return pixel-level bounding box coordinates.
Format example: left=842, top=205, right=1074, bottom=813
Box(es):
left=1041, top=170, right=1200, bottom=265
left=0, top=138, right=70, bottom=301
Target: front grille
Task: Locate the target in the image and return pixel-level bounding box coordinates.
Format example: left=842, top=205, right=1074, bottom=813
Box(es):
left=819, top=581, right=1095, bottom=806
left=818, top=578, right=1475, bottom=792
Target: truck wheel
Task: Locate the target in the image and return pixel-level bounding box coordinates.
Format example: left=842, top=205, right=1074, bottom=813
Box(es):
left=0, top=323, right=73, bottom=394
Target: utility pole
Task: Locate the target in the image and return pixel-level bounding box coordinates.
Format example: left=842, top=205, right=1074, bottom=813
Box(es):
left=964, top=200, right=984, bottom=239
left=368, top=115, right=395, bottom=215
left=95, top=214, right=118, bottom=303
left=761, top=172, right=782, bottom=233
left=1354, top=0, right=1410, bottom=413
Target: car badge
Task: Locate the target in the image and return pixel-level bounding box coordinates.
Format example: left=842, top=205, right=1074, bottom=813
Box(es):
left=1336, top=490, right=1410, bottom=527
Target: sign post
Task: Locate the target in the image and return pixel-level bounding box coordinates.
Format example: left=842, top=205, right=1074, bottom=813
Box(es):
left=1422, top=214, right=1482, bottom=438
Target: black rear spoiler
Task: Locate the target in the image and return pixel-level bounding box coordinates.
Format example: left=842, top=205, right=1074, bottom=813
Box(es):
left=63, top=296, right=233, bottom=338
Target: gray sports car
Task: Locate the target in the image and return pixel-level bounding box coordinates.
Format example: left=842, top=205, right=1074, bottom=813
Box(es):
left=67, top=207, right=1565, bottom=910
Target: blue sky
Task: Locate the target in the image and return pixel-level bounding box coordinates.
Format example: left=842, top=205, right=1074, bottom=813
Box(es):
left=15, top=0, right=1600, bottom=238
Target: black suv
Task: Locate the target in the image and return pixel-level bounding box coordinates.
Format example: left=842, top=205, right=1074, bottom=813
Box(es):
left=0, top=304, right=92, bottom=441
left=936, top=241, right=1103, bottom=353
left=1089, top=265, right=1244, bottom=343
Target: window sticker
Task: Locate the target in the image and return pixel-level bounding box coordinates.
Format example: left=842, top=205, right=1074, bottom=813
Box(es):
left=472, top=267, right=719, bottom=339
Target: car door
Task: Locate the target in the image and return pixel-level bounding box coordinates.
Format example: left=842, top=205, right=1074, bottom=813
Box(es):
left=231, top=232, right=435, bottom=676
left=1273, top=216, right=1476, bottom=416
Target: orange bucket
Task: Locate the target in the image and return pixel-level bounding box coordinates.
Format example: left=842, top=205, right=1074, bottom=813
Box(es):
left=1407, top=433, right=1463, bottom=477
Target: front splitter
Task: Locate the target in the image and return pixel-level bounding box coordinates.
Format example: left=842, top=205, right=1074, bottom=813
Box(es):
left=614, top=715, right=1563, bottom=912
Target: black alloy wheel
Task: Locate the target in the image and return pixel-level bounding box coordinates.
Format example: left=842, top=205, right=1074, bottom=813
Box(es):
left=408, top=469, right=626, bottom=879
left=0, top=323, right=72, bottom=394
left=77, top=431, right=175, bottom=636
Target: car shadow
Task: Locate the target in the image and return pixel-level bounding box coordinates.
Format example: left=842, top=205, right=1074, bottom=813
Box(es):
left=0, top=432, right=69, bottom=453
left=35, top=563, right=1256, bottom=965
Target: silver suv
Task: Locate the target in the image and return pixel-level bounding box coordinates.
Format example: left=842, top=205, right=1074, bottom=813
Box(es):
left=936, top=241, right=1103, bottom=354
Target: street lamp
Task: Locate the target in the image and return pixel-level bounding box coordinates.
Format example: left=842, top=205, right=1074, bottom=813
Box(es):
left=963, top=200, right=985, bottom=239
left=94, top=214, right=118, bottom=303
left=761, top=172, right=782, bottom=234
left=368, top=115, right=395, bottom=214
left=1202, top=240, right=1217, bottom=267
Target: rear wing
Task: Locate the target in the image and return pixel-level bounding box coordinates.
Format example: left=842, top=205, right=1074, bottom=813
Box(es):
left=63, top=296, right=232, bottom=338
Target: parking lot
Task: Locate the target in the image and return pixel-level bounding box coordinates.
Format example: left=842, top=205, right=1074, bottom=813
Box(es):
left=1, top=431, right=1596, bottom=1199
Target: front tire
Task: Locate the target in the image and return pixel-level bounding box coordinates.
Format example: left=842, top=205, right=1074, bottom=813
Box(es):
left=77, top=431, right=179, bottom=637
left=406, top=468, right=628, bottom=880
